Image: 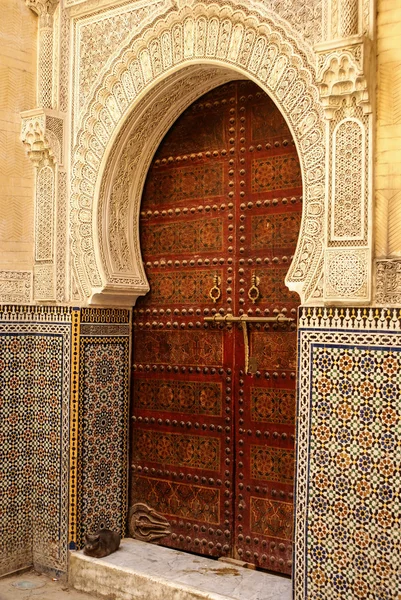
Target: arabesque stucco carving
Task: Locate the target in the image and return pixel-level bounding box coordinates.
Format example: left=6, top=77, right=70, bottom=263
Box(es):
left=71, top=2, right=326, bottom=306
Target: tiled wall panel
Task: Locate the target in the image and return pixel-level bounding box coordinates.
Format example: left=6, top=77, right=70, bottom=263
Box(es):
left=295, top=308, right=401, bottom=600
left=0, top=305, right=132, bottom=573
left=74, top=308, right=131, bottom=549
left=0, top=306, right=72, bottom=576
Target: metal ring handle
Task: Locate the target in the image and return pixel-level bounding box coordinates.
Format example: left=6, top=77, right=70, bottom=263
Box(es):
left=209, top=275, right=221, bottom=303
left=248, top=275, right=260, bottom=304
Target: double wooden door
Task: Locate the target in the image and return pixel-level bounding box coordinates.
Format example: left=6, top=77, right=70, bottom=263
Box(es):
left=130, top=80, right=301, bottom=575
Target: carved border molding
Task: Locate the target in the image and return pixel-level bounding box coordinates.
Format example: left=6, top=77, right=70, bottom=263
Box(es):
left=71, top=2, right=326, bottom=306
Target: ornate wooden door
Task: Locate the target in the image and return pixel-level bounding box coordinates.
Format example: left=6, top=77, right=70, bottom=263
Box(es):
left=130, top=80, right=301, bottom=576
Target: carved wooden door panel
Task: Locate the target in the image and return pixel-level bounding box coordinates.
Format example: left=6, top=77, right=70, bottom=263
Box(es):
left=130, top=81, right=301, bottom=576
left=229, top=87, right=301, bottom=575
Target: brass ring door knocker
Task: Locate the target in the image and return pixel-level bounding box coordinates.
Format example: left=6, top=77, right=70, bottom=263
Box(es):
left=209, top=275, right=221, bottom=303
left=248, top=274, right=260, bottom=304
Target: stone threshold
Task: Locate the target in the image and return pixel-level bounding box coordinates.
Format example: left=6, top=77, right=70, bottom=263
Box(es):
left=69, top=538, right=292, bottom=600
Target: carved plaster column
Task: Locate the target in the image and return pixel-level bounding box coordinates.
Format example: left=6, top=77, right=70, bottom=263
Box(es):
left=21, top=110, right=66, bottom=302
left=26, top=0, right=59, bottom=108
left=22, top=0, right=67, bottom=303
left=316, top=0, right=375, bottom=304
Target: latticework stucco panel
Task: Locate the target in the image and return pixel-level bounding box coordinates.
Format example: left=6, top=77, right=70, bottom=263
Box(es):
left=70, top=3, right=326, bottom=305
left=325, top=247, right=370, bottom=301
left=72, top=0, right=173, bottom=120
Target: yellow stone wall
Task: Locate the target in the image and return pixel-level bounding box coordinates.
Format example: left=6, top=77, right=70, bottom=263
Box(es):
left=376, top=0, right=401, bottom=257
left=0, top=0, right=36, bottom=271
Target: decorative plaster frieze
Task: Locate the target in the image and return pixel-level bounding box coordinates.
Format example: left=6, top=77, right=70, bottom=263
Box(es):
left=0, top=271, right=32, bottom=304
left=375, top=259, right=401, bottom=305
left=324, top=0, right=372, bottom=44
left=315, top=36, right=373, bottom=119
left=315, top=20, right=375, bottom=305
left=21, top=109, right=65, bottom=167
left=73, top=0, right=172, bottom=114
left=26, top=0, right=60, bottom=109
left=34, top=263, right=56, bottom=300
left=67, top=0, right=323, bottom=49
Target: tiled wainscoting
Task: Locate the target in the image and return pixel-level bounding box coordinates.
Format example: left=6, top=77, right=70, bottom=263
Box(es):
left=294, top=308, right=401, bottom=600
left=0, top=306, right=131, bottom=577
left=1, top=304, right=400, bottom=599
left=0, top=306, right=72, bottom=576
left=73, top=309, right=130, bottom=549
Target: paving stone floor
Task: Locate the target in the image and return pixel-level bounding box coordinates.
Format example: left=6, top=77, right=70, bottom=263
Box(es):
left=0, top=569, right=94, bottom=600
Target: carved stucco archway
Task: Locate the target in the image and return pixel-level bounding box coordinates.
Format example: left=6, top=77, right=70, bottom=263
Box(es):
left=71, top=3, right=326, bottom=306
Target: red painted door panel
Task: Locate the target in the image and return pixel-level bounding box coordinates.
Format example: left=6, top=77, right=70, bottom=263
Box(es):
left=130, top=80, right=301, bottom=575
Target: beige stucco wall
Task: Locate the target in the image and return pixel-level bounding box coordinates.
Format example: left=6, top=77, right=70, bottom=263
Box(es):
left=0, top=0, right=398, bottom=279
left=0, top=0, right=36, bottom=271
left=376, top=0, right=401, bottom=257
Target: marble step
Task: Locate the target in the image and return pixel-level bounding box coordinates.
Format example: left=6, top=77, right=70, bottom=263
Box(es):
left=69, top=538, right=292, bottom=600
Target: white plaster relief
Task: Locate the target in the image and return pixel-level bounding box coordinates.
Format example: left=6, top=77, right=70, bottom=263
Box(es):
left=33, top=263, right=56, bottom=300
left=73, top=0, right=172, bottom=117
left=21, top=108, right=66, bottom=302
left=325, top=247, right=370, bottom=301
left=331, top=117, right=365, bottom=241
left=375, top=259, right=401, bottom=306
left=101, top=67, right=234, bottom=285
left=0, top=272, right=32, bottom=304
left=71, top=3, right=326, bottom=306
left=36, top=165, right=55, bottom=262
left=26, top=0, right=60, bottom=108
left=21, top=109, right=65, bottom=167
left=315, top=4, right=374, bottom=305
left=315, top=36, right=373, bottom=119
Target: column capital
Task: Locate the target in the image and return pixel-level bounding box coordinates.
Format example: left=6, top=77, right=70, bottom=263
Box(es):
left=20, top=108, right=65, bottom=167
left=25, top=0, right=59, bottom=26
left=315, top=36, right=373, bottom=119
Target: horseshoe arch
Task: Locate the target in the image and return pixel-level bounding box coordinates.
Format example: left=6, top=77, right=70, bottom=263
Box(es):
left=71, top=4, right=326, bottom=306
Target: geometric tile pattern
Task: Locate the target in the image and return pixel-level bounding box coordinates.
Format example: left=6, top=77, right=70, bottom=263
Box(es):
left=76, top=313, right=130, bottom=549
left=0, top=311, right=72, bottom=576
left=0, top=306, right=132, bottom=572
left=295, top=309, right=401, bottom=600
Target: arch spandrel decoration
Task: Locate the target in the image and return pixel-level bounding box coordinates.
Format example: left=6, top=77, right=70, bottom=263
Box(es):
left=71, top=3, right=326, bottom=306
